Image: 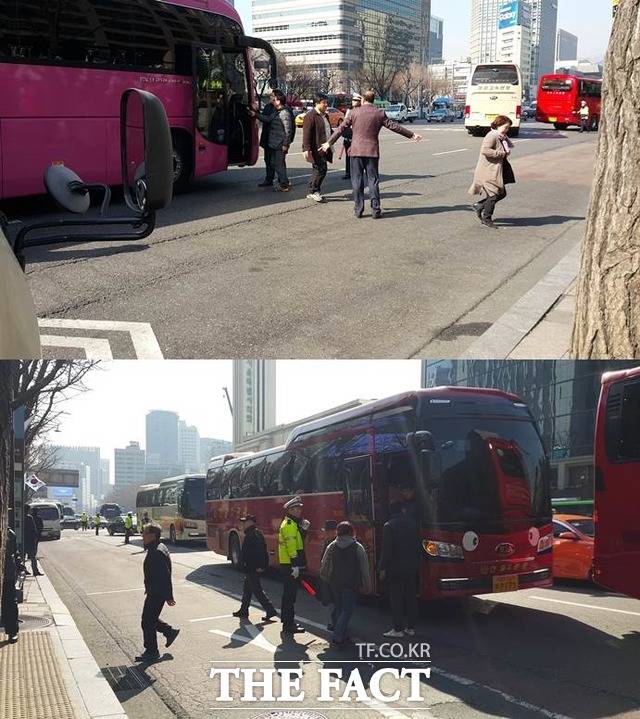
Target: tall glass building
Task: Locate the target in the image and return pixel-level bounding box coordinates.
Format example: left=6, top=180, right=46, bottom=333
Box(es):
left=252, top=0, right=430, bottom=88
left=422, top=360, right=638, bottom=500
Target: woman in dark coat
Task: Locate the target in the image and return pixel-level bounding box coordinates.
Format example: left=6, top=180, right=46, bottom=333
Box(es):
left=1, top=528, right=22, bottom=642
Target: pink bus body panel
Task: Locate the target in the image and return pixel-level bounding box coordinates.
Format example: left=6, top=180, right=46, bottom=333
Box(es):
left=0, top=0, right=258, bottom=199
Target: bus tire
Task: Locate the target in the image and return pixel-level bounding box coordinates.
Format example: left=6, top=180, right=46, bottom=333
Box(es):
left=591, top=116, right=599, bottom=131
left=554, top=123, right=567, bottom=131
left=509, top=128, right=520, bottom=138
left=229, top=533, right=242, bottom=570
left=171, top=132, right=193, bottom=193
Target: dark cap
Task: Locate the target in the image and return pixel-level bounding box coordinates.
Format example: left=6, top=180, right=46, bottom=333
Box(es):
left=240, top=514, right=257, bottom=522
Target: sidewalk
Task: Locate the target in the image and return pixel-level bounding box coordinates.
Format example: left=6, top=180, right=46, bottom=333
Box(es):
left=462, top=242, right=578, bottom=359
left=0, top=573, right=127, bottom=719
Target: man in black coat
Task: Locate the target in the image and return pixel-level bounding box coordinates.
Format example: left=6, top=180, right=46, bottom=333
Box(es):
left=379, top=502, right=421, bottom=637
left=1, top=528, right=22, bottom=642
left=233, top=515, right=277, bottom=621
left=135, top=524, right=179, bottom=663
left=24, top=506, right=42, bottom=576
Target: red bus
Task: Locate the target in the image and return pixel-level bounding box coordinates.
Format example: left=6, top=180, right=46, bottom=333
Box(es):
left=0, top=0, right=276, bottom=199
left=535, top=74, right=602, bottom=131
left=593, top=367, right=640, bottom=599
left=206, top=388, right=553, bottom=600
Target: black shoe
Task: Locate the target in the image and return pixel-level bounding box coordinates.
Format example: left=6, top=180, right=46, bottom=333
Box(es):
left=165, top=628, right=180, bottom=648
left=354, top=212, right=363, bottom=219
left=472, top=202, right=484, bottom=220
left=327, top=624, right=335, bottom=632
left=233, top=610, right=249, bottom=618
left=342, top=175, right=351, bottom=180
left=258, top=181, right=273, bottom=187
left=282, top=624, right=306, bottom=634
left=481, top=218, right=498, bottom=229
left=262, top=611, right=278, bottom=622
left=9, top=635, right=18, bottom=644
left=372, top=212, right=382, bottom=219
left=135, top=651, right=161, bottom=663
left=34, top=572, right=44, bottom=576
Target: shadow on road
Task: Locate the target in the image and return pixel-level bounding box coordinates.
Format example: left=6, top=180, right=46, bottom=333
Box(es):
left=495, top=214, right=584, bottom=227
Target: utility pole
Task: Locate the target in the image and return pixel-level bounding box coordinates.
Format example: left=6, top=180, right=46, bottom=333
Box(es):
left=222, top=387, right=233, bottom=417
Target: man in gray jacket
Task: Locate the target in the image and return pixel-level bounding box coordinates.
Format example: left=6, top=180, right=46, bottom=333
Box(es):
left=252, top=90, right=294, bottom=192
left=320, top=521, right=371, bottom=647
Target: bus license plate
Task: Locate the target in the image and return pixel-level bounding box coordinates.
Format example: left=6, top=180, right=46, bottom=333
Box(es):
left=548, top=117, right=557, bottom=123
left=486, top=114, right=497, bottom=121
left=493, top=575, right=519, bottom=592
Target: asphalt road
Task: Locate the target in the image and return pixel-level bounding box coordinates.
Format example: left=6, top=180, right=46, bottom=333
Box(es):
left=39, top=531, right=640, bottom=719
left=4, top=121, right=597, bottom=359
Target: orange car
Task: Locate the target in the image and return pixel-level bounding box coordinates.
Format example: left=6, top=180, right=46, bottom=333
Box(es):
left=552, top=514, right=594, bottom=581
left=295, top=107, right=344, bottom=129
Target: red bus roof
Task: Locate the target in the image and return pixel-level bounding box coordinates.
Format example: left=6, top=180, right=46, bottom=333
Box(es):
left=286, top=387, right=526, bottom=445
left=601, top=365, right=640, bottom=386
left=539, top=73, right=602, bottom=83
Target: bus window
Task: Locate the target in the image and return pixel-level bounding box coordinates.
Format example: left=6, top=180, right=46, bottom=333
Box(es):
left=472, top=65, right=519, bottom=85
left=183, top=478, right=205, bottom=520
left=236, top=457, right=265, bottom=498
left=607, top=380, right=640, bottom=461
left=262, top=451, right=289, bottom=496
left=341, top=456, right=373, bottom=522
left=196, top=47, right=226, bottom=144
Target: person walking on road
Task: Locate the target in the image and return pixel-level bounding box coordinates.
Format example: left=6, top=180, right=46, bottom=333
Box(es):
left=24, top=506, right=42, bottom=577
left=379, top=503, right=421, bottom=638
left=233, top=514, right=278, bottom=621
left=319, top=89, right=422, bottom=218
left=468, top=115, right=515, bottom=229
left=80, top=512, right=88, bottom=531
left=251, top=90, right=294, bottom=192
left=579, top=100, right=591, bottom=132
left=320, top=521, right=371, bottom=648
left=302, top=93, right=334, bottom=203
left=135, top=524, right=179, bottom=663
left=124, top=512, right=134, bottom=545
left=94, top=513, right=102, bottom=536
left=1, top=528, right=23, bottom=643
left=278, top=497, right=308, bottom=635
left=340, top=94, right=362, bottom=180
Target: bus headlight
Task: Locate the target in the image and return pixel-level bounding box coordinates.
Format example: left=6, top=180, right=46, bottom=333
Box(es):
left=423, top=539, right=464, bottom=559
left=537, top=533, right=553, bottom=553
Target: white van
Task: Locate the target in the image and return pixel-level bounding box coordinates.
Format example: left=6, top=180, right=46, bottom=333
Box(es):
left=29, top=501, right=62, bottom=540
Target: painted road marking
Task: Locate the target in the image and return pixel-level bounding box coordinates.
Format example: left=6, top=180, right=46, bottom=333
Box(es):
left=38, top=318, right=163, bottom=359
left=86, top=587, right=145, bottom=596
left=432, top=149, right=469, bottom=156
left=210, top=624, right=278, bottom=654
left=39, top=335, right=114, bottom=359
left=190, top=614, right=233, bottom=623
left=529, top=595, right=640, bottom=617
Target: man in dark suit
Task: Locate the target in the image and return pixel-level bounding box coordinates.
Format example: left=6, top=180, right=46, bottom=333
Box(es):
left=24, top=506, right=42, bottom=576
left=233, top=515, right=277, bottom=621
left=302, top=93, right=334, bottom=203
left=320, top=89, right=422, bottom=218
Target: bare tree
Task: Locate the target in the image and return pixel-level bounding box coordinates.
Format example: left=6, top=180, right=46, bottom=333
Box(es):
left=0, top=361, right=97, bottom=597
left=571, top=3, right=640, bottom=357
left=393, top=63, right=430, bottom=105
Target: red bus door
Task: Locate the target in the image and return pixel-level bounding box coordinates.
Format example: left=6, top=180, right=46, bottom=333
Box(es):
left=595, top=376, right=640, bottom=599
left=342, top=454, right=377, bottom=593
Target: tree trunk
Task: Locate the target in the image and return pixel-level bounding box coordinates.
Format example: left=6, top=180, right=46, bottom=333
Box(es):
left=0, top=362, right=15, bottom=601
left=572, top=1, right=640, bottom=357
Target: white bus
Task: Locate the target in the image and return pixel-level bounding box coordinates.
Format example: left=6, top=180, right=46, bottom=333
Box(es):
left=465, top=63, right=523, bottom=137
left=135, top=474, right=206, bottom=545
left=28, top=500, right=62, bottom=540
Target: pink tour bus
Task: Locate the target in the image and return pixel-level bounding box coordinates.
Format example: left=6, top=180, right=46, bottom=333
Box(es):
left=0, top=0, right=277, bottom=199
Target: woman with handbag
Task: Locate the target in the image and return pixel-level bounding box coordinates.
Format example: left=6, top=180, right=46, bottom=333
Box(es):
left=468, top=115, right=516, bottom=229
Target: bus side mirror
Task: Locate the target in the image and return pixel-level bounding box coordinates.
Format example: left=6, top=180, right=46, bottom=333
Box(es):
left=120, top=89, right=173, bottom=213
left=406, top=431, right=436, bottom=453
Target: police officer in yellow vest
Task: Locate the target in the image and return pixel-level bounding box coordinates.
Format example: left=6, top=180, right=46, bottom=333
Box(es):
left=278, top=496, right=309, bottom=634
left=80, top=512, right=88, bottom=531
left=124, top=512, right=134, bottom=544
left=94, top=513, right=101, bottom=536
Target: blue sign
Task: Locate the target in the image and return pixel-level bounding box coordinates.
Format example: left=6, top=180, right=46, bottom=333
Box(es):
left=51, top=487, right=74, bottom=497
left=499, top=0, right=519, bottom=28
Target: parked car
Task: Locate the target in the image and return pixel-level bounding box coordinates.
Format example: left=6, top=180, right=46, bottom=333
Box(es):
left=553, top=514, right=594, bottom=581
left=427, top=108, right=454, bottom=123
left=406, top=107, right=419, bottom=123
left=61, top=515, right=80, bottom=530
left=295, top=107, right=344, bottom=129
left=107, top=514, right=138, bottom=536
left=385, top=103, right=409, bottom=122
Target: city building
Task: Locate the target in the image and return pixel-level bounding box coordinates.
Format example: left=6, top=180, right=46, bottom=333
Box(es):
left=421, top=360, right=637, bottom=501
left=556, top=28, right=578, bottom=63
left=429, top=61, right=473, bottom=102
left=114, top=441, right=146, bottom=488
left=178, top=420, right=201, bottom=474
left=497, top=0, right=532, bottom=88
left=470, top=0, right=501, bottom=65
left=235, top=400, right=371, bottom=453
left=252, top=0, right=430, bottom=91
left=232, top=360, right=276, bottom=447
left=200, top=437, right=233, bottom=471
left=429, top=15, right=444, bottom=64
left=145, top=410, right=179, bottom=469
left=49, top=445, right=101, bottom=512
left=99, top=458, right=110, bottom=503
left=528, top=0, right=558, bottom=93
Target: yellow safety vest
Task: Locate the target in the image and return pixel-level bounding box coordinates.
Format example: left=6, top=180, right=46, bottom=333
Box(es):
left=124, top=515, right=133, bottom=529
left=278, top=516, right=303, bottom=565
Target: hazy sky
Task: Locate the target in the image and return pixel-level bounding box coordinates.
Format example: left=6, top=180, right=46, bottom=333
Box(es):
left=235, top=0, right=612, bottom=61
left=51, top=361, right=421, bottom=480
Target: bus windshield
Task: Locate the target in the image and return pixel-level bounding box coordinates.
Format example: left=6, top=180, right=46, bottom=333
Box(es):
left=34, top=505, right=60, bottom=520
left=472, top=65, right=519, bottom=85
left=417, top=416, right=551, bottom=530
left=541, top=79, right=573, bottom=92
left=183, top=478, right=205, bottom=520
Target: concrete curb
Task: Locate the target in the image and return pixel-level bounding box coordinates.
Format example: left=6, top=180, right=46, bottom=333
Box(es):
left=462, top=241, right=581, bottom=359
left=37, top=574, right=128, bottom=719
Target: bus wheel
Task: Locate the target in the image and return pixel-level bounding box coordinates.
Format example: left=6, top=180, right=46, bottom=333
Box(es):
left=591, top=116, right=599, bottom=131
left=171, top=134, right=193, bottom=193
left=509, top=128, right=520, bottom=138
left=170, top=525, right=178, bottom=545
left=229, top=534, right=241, bottom=569
left=554, top=123, right=567, bottom=131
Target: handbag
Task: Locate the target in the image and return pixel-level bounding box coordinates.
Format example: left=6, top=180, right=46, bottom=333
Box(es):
left=503, top=158, right=516, bottom=185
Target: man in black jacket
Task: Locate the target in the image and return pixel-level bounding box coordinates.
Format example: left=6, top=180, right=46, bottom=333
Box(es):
left=1, top=528, right=22, bottom=642
left=135, top=524, right=179, bottom=662
left=379, top=503, right=421, bottom=637
left=24, top=506, right=42, bottom=576
left=233, top=515, right=277, bottom=621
